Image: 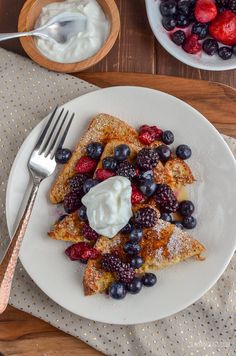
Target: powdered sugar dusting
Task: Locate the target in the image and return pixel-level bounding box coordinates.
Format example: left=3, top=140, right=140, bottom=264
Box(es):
left=167, top=227, right=190, bottom=258
left=155, top=247, right=163, bottom=261
left=153, top=219, right=169, bottom=234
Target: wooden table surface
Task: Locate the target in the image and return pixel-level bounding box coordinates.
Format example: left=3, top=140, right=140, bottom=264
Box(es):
left=0, top=1, right=235, bottom=355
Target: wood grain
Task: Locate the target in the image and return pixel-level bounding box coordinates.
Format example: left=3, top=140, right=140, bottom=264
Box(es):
left=79, top=72, right=236, bottom=137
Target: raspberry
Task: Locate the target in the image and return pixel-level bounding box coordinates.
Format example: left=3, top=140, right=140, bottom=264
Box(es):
left=116, top=161, right=136, bottom=180
left=136, top=148, right=159, bottom=171
left=65, top=242, right=99, bottom=261
left=134, top=207, right=158, bottom=228
left=95, top=168, right=115, bottom=181
left=194, top=0, right=217, bottom=23
left=183, top=34, right=202, bottom=54
left=131, top=185, right=144, bottom=205
left=117, top=263, right=135, bottom=284
left=68, top=174, right=87, bottom=194
left=154, top=184, right=178, bottom=213
left=81, top=224, right=99, bottom=241
left=150, top=126, right=163, bottom=139
left=139, top=130, right=155, bottom=145
left=101, top=253, right=122, bottom=272
left=75, top=156, right=97, bottom=174
left=139, top=125, right=163, bottom=145
left=63, top=192, right=81, bottom=213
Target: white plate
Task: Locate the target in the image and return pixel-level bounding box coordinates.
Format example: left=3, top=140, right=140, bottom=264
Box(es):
left=145, top=0, right=236, bottom=71
left=6, top=86, right=236, bottom=325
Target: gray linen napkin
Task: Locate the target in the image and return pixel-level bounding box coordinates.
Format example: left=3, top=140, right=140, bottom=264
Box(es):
left=0, top=48, right=235, bottom=356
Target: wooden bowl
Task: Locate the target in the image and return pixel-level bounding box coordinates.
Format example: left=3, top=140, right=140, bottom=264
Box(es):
left=18, top=0, right=120, bottom=73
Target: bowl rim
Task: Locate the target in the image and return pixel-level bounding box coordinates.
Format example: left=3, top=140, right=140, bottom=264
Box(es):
left=18, top=0, right=120, bottom=73
left=145, top=0, right=236, bottom=72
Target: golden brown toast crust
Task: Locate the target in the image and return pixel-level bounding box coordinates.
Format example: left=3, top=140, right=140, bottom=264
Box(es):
left=48, top=213, right=87, bottom=243
left=49, top=114, right=141, bottom=204
left=83, top=219, right=205, bottom=296
left=165, top=158, right=195, bottom=188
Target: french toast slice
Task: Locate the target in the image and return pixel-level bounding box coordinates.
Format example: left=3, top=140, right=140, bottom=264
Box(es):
left=83, top=220, right=205, bottom=296
left=165, top=158, right=195, bottom=188
left=50, top=114, right=141, bottom=204
left=48, top=212, right=87, bottom=243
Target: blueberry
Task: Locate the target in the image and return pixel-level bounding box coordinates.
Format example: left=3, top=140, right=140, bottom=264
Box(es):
left=124, top=241, right=141, bottom=255
left=182, top=216, right=197, bottom=229
left=162, top=16, right=176, bottom=31
left=171, top=30, right=186, bottom=46
left=86, top=142, right=103, bottom=160
left=139, top=180, right=157, bottom=197
left=162, top=130, right=174, bottom=145
left=232, top=45, right=236, bottom=56
left=177, top=0, right=191, bottom=15
left=58, top=214, right=68, bottom=222
left=176, top=144, right=192, bottom=160
left=130, top=255, right=144, bottom=269
left=114, top=144, right=131, bottom=162
left=142, top=273, right=157, bottom=287
left=121, top=220, right=134, bottom=234
left=156, top=144, right=171, bottom=162
left=218, top=47, right=233, bottom=60
left=83, top=178, right=99, bottom=194
left=161, top=212, right=172, bottom=222
left=55, top=148, right=72, bottom=164
left=102, top=156, right=117, bottom=171
left=138, top=170, right=154, bottom=182
left=78, top=205, right=87, bottom=221
left=129, top=228, right=143, bottom=242
left=127, top=277, right=143, bottom=294
left=192, top=22, right=208, bottom=40
left=173, top=221, right=184, bottom=229
left=109, top=282, right=127, bottom=299
left=179, top=200, right=195, bottom=217
left=176, top=14, right=190, bottom=28
left=79, top=258, right=88, bottom=264
left=202, top=39, right=219, bottom=56
left=160, top=0, right=177, bottom=17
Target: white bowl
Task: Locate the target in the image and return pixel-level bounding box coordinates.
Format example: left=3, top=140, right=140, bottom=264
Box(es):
left=145, top=0, right=236, bottom=71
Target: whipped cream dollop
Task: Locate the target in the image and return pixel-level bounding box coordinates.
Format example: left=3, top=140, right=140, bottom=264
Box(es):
left=82, top=176, right=132, bottom=238
left=35, top=0, right=110, bottom=63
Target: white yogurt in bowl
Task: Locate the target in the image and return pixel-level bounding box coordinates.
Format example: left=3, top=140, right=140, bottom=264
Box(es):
left=35, top=0, right=110, bottom=63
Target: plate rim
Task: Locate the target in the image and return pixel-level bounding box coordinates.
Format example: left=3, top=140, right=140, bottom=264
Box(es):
left=6, top=85, right=236, bottom=325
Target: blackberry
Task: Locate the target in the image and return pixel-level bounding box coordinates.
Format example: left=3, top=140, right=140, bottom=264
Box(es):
left=81, top=224, right=99, bottom=241
left=154, top=184, right=178, bottom=213
left=177, top=0, right=191, bottom=15
left=117, top=263, right=135, bottom=284
left=229, top=0, right=236, bottom=12
left=176, top=14, right=190, bottom=28
left=218, top=46, right=233, bottom=60
left=136, top=148, right=159, bottom=171
left=134, top=207, right=158, bottom=228
left=202, top=39, right=219, bottom=56
left=215, top=0, right=229, bottom=6
left=116, top=160, right=136, bottom=180
left=101, top=253, right=122, bottom=272
left=160, top=0, right=177, bottom=17
left=69, top=174, right=87, bottom=195
left=64, top=192, right=81, bottom=213
left=171, top=30, right=186, bottom=46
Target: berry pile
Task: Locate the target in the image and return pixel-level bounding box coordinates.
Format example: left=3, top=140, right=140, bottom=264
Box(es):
left=159, top=0, right=236, bottom=60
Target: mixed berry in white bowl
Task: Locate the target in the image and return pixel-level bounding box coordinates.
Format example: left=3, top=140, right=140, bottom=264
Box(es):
left=145, top=0, right=236, bottom=70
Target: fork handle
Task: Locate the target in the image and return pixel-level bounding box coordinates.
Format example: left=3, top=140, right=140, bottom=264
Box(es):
left=0, top=178, right=41, bottom=313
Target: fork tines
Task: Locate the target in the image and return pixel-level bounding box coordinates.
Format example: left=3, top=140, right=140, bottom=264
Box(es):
left=35, top=106, right=74, bottom=159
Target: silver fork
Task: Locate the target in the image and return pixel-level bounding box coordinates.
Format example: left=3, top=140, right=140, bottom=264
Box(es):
left=0, top=106, right=74, bottom=314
